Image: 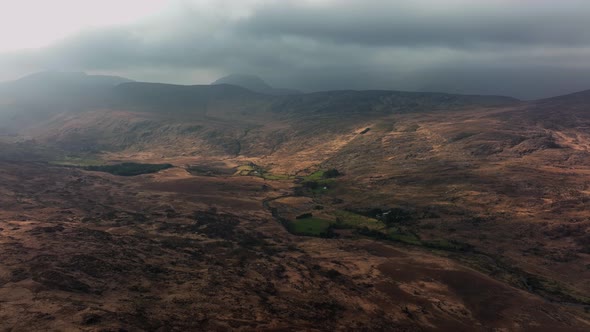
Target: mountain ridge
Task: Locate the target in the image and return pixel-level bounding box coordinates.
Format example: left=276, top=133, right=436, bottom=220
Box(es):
left=212, top=74, right=302, bottom=95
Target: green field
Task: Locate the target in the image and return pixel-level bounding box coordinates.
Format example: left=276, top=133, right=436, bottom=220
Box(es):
left=235, top=164, right=258, bottom=176
left=288, top=217, right=333, bottom=236
left=261, top=173, right=294, bottom=180
left=235, top=165, right=340, bottom=182
left=286, top=210, right=385, bottom=237
left=303, top=170, right=327, bottom=181
left=333, top=210, right=385, bottom=230
left=235, top=163, right=294, bottom=180
left=387, top=230, right=422, bottom=246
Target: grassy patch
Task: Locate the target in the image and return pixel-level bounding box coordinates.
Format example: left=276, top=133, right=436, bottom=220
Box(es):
left=284, top=211, right=383, bottom=238
left=84, top=163, right=173, bottom=176
left=261, top=173, right=294, bottom=181
left=354, top=224, right=473, bottom=253
left=333, top=210, right=385, bottom=230
left=288, top=217, right=333, bottom=236
left=388, top=230, right=422, bottom=246
left=304, top=170, right=327, bottom=181
left=297, top=169, right=342, bottom=195
left=235, top=164, right=258, bottom=176
left=282, top=209, right=475, bottom=252
left=235, top=163, right=293, bottom=180
left=237, top=165, right=340, bottom=182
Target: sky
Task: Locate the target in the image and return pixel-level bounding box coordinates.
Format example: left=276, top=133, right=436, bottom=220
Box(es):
left=1, top=0, right=590, bottom=99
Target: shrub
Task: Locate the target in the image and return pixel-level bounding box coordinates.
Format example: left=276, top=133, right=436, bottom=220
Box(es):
left=323, top=169, right=341, bottom=178
left=324, top=269, right=342, bottom=279
left=303, top=181, right=319, bottom=189
left=381, top=208, right=414, bottom=225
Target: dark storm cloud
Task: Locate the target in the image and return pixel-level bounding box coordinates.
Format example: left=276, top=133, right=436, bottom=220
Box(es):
left=2, top=0, right=590, bottom=99
left=239, top=0, right=590, bottom=48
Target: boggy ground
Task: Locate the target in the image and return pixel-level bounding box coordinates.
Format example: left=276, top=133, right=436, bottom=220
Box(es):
left=1, top=161, right=589, bottom=331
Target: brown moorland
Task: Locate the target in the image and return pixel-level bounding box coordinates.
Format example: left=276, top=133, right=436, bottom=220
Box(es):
left=1, top=79, right=590, bottom=330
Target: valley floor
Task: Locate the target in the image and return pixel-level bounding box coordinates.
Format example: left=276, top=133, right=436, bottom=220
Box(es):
left=0, top=161, right=589, bottom=331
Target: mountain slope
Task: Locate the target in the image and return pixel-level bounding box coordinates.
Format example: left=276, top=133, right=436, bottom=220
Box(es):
left=212, top=74, right=302, bottom=95
left=24, top=83, right=520, bottom=157
left=25, top=86, right=590, bottom=301
left=109, top=82, right=275, bottom=116
left=0, top=71, right=133, bottom=134
left=2, top=78, right=590, bottom=329
left=0, top=71, right=132, bottom=101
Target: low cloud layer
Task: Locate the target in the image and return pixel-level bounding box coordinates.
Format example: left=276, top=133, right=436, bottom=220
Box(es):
left=2, top=0, right=590, bottom=99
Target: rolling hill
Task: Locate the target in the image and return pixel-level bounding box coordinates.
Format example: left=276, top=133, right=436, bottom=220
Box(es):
left=212, top=74, right=302, bottom=95
left=1, top=72, right=590, bottom=330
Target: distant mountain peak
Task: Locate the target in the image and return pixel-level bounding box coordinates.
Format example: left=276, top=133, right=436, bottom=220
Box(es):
left=211, top=74, right=301, bottom=96
left=212, top=74, right=272, bottom=92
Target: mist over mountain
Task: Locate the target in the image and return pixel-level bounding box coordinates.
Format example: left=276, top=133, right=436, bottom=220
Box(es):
left=0, top=71, right=133, bottom=132
left=0, top=71, right=131, bottom=103
left=3, top=1, right=590, bottom=98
